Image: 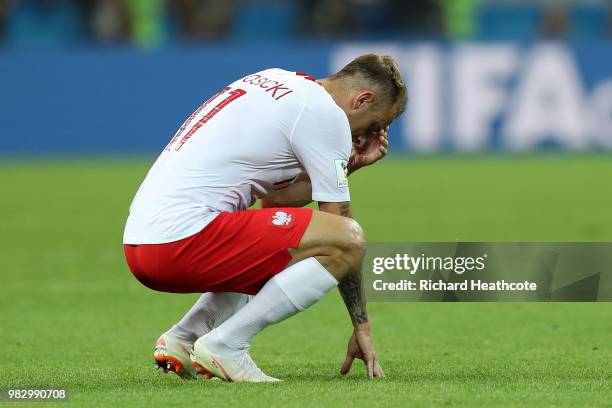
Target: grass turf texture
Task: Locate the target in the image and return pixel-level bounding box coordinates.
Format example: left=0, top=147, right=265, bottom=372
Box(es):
left=1, top=154, right=611, bottom=407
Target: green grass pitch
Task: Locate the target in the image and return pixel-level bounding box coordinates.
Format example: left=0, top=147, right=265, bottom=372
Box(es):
left=1, top=154, right=611, bottom=407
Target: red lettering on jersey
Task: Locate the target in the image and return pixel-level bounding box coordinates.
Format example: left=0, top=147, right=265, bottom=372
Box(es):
left=275, top=90, right=293, bottom=100
left=165, top=88, right=225, bottom=151
left=240, top=73, right=298, bottom=101
left=265, top=84, right=290, bottom=99
left=242, top=74, right=261, bottom=83
left=259, top=80, right=278, bottom=89
left=167, top=87, right=247, bottom=151
left=175, top=88, right=246, bottom=150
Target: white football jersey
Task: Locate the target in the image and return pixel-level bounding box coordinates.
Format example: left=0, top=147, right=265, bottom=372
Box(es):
left=123, top=69, right=351, bottom=244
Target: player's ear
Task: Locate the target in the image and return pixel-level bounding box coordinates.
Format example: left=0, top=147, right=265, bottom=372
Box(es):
left=352, top=91, right=375, bottom=110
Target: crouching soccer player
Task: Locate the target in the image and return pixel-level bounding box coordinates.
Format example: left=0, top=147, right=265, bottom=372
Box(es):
left=123, top=54, right=407, bottom=382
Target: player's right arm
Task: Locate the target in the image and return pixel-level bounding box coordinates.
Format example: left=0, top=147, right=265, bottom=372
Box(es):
left=290, top=100, right=383, bottom=378
left=290, top=103, right=366, bottom=327
left=318, top=201, right=383, bottom=379
left=262, top=124, right=390, bottom=209
left=318, top=201, right=367, bottom=324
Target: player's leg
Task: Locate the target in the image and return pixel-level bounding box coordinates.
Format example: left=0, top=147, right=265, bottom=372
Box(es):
left=154, top=292, right=250, bottom=379
left=209, top=211, right=361, bottom=350
left=165, top=292, right=251, bottom=344
left=288, top=210, right=365, bottom=280
left=192, top=211, right=364, bottom=382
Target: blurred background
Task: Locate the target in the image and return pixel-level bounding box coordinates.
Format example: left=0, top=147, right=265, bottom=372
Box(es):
left=1, top=0, right=611, bottom=154
left=2, top=4, right=612, bottom=404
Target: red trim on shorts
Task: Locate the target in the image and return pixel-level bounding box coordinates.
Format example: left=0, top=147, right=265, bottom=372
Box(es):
left=124, top=207, right=313, bottom=295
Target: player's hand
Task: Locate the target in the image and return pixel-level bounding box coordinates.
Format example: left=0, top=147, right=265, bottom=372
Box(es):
left=340, top=323, right=385, bottom=379
left=348, top=127, right=389, bottom=174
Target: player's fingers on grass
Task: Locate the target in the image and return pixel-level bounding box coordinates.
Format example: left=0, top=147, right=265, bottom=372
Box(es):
left=367, top=358, right=374, bottom=379
left=340, top=353, right=354, bottom=375
left=373, top=361, right=385, bottom=378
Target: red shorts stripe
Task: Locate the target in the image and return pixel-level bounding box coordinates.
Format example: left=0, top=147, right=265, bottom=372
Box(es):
left=124, top=207, right=313, bottom=295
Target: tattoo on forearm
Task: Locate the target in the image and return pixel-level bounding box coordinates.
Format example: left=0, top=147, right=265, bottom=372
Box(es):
left=338, top=269, right=368, bottom=325
left=339, top=201, right=351, bottom=217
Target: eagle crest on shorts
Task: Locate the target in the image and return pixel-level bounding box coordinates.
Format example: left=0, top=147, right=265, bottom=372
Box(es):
left=271, top=211, right=293, bottom=226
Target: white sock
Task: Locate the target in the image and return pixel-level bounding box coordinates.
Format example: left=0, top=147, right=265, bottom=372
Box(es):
left=166, top=292, right=250, bottom=344
left=213, top=257, right=338, bottom=350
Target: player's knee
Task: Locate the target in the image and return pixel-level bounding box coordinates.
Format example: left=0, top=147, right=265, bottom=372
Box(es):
left=336, top=218, right=365, bottom=274
left=345, top=218, right=365, bottom=256
left=300, top=216, right=365, bottom=280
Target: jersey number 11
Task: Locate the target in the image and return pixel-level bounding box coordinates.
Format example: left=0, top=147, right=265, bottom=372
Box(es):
left=166, top=87, right=247, bottom=151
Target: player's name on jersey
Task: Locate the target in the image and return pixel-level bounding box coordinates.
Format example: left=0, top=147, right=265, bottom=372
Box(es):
left=372, top=279, right=538, bottom=292
left=241, top=74, right=294, bottom=100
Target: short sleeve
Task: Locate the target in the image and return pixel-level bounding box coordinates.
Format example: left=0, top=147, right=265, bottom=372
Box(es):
left=290, top=103, right=351, bottom=202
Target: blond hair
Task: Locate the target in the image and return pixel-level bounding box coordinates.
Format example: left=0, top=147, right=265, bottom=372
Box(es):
left=335, top=54, right=408, bottom=117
